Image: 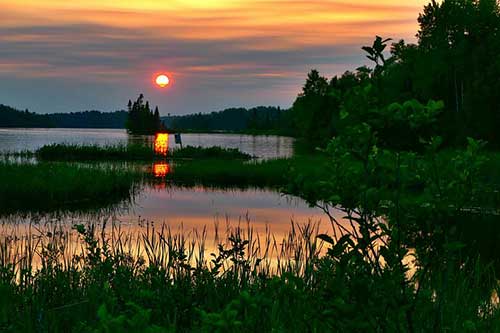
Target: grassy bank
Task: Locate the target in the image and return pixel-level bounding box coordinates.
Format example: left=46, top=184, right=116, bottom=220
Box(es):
left=164, top=154, right=328, bottom=188
left=35, top=144, right=252, bottom=161
left=0, top=154, right=329, bottom=214
left=0, top=162, right=141, bottom=214
left=1, top=147, right=500, bottom=331
left=36, top=144, right=156, bottom=161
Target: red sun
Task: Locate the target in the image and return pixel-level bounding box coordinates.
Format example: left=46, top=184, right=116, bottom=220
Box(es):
left=155, top=74, right=170, bottom=87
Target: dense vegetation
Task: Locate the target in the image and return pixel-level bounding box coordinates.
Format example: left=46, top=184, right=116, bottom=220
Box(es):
left=0, top=104, right=127, bottom=128
left=125, top=94, right=164, bottom=134
left=46, top=110, right=128, bottom=128
left=1, top=139, right=500, bottom=331
left=163, top=106, right=292, bottom=135
left=290, top=0, right=500, bottom=147
left=0, top=104, right=54, bottom=127
left=0, top=103, right=291, bottom=134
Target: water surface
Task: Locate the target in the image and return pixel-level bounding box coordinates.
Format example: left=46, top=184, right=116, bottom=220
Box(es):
left=0, top=128, right=318, bottom=266
left=121, top=186, right=325, bottom=237
left=0, top=128, right=294, bottom=159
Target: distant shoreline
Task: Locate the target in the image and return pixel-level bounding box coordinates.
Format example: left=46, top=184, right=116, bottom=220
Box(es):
left=0, top=126, right=125, bottom=130
left=0, top=127, right=295, bottom=137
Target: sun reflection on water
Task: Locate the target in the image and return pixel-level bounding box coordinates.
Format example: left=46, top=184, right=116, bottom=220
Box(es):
left=154, top=133, right=169, bottom=156
left=153, top=161, right=170, bottom=178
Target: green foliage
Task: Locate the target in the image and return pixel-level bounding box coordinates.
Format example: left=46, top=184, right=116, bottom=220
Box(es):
left=2, top=134, right=500, bottom=332
left=291, top=0, right=500, bottom=147
left=0, top=104, right=129, bottom=128
left=291, top=69, right=341, bottom=146
left=289, top=112, right=500, bottom=331
left=165, top=106, right=293, bottom=135
left=2, top=2, right=500, bottom=331
left=93, top=302, right=169, bottom=333
left=362, top=35, right=393, bottom=80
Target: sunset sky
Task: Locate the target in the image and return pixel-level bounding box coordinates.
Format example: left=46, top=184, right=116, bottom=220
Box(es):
left=0, top=0, right=428, bottom=115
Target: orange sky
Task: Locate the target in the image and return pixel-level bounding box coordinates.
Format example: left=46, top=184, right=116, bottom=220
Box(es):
left=0, top=0, right=429, bottom=114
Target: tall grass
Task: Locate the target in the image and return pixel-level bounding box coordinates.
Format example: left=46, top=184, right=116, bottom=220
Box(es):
left=36, top=144, right=156, bottom=161
left=0, top=214, right=498, bottom=332
left=0, top=162, right=142, bottom=215
left=166, top=155, right=329, bottom=188
left=0, top=217, right=326, bottom=332
left=35, top=144, right=253, bottom=162
left=0, top=155, right=330, bottom=215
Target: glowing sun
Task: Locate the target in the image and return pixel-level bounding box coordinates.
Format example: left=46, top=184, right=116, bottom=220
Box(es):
left=155, top=74, right=170, bottom=87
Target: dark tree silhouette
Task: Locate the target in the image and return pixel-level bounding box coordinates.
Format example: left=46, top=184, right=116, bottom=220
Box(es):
left=0, top=104, right=128, bottom=128
left=290, top=0, right=500, bottom=147
left=126, top=94, right=164, bottom=134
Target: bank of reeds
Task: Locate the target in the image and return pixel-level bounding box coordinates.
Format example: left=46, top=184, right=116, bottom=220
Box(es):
left=35, top=144, right=252, bottom=162
left=0, top=214, right=499, bottom=332
left=0, top=217, right=325, bottom=332
left=36, top=144, right=156, bottom=161
left=164, top=155, right=329, bottom=189
left=0, top=162, right=141, bottom=215
left=0, top=154, right=330, bottom=214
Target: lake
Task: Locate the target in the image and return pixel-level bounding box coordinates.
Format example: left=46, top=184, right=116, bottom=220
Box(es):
left=0, top=128, right=328, bottom=265
left=0, top=128, right=294, bottom=159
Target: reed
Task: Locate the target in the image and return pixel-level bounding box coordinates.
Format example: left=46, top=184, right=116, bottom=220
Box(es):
left=0, top=162, right=142, bottom=215
left=0, top=216, right=326, bottom=332
left=36, top=144, right=156, bottom=161
left=0, top=213, right=498, bottom=332
left=35, top=144, right=253, bottom=162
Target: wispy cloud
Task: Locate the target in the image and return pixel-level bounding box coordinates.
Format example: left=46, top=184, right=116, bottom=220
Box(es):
left=0, top=0, right=427, bottom=113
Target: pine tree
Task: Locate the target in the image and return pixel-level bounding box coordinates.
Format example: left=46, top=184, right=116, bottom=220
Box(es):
left=126, top=94, right=162, bottom=134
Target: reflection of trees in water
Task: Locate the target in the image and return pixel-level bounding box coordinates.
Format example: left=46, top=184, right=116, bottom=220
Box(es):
left=127, top=133, right=170, bottom=156
left=127, top=134, right=154, bottom=148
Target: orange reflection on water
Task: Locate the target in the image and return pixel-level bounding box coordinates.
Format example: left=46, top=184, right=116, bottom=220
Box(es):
left=154, top=133, right=169, bottom=156
left=153, top=162, right=170, bottom=178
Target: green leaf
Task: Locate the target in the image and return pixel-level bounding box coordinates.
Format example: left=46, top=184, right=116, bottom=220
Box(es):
left=444, top=241, right=466, bottom=251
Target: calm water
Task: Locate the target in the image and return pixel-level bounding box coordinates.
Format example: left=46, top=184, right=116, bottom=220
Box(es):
left=121, top=186, right=325, bottom=236
left=0, top=128, right=294, bottom=159
left=0, top=128, right=325, bottom=251
left=0, top=186, right=330, bottom=266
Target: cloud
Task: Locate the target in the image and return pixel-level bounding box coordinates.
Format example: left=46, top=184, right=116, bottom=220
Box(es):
left=0, top=0, right=427, bottom=114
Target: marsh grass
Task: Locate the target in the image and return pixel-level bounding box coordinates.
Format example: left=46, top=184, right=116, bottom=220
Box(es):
left=2, top=142, right=500, bottom=331
left=36, top=144, right=156, bottom=161
left=0, top=213, right=499, bottom=332
left=0, top=154, right=330, bottom=216
left=35, top=144, right=253, bottom=162
left=166, top=155, right=329, bottom=188
left=170, top=146, right=252, bottom=160
left=0, top=216, right=327, bottom=332
left=0, top=162, right=142, bottom=215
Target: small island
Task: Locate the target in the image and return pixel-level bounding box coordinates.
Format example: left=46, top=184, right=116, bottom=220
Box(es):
left=125, top=94, right=165, bottom=134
